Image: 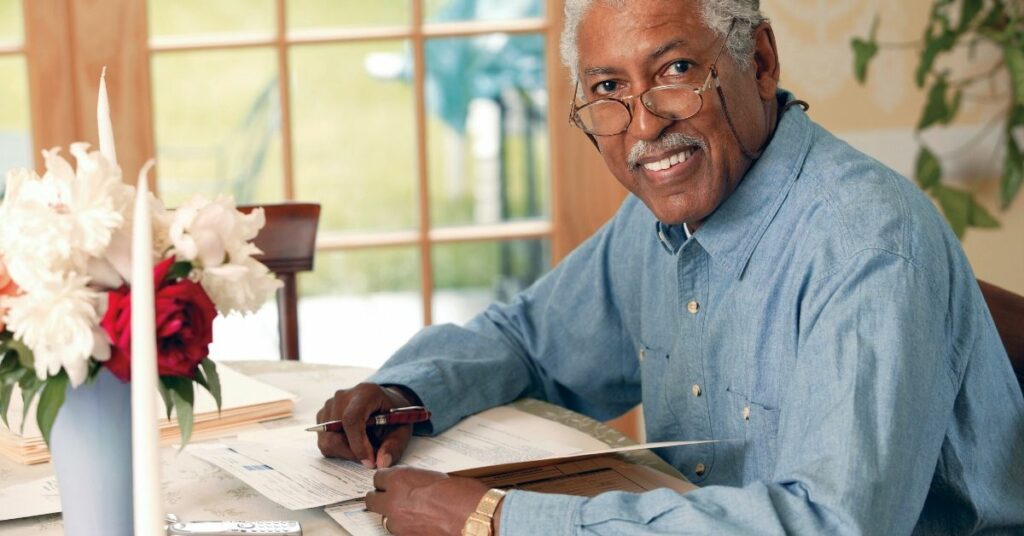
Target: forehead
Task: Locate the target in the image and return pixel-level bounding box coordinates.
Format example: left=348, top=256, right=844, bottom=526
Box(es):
left=577, top=0, right=713, bottom=71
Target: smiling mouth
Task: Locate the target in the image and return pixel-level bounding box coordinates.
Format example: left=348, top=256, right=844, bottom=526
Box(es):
left=642, top=148, right=697, bottom=172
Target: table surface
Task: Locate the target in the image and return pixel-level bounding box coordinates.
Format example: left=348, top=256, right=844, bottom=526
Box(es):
left=0, top=360, right=680, bottom=535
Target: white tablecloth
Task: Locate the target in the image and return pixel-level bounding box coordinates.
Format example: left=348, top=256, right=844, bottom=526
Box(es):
left=0, top=360, right=671, bottom=535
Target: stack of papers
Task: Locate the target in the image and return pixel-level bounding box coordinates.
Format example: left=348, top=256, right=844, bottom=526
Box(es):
left=0, top=364, right=296, bottom=465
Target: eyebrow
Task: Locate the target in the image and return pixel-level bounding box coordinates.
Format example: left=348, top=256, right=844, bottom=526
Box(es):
left=581, top=39, right=691, bottom=79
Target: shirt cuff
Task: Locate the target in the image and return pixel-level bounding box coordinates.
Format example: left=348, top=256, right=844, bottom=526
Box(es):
left=499, top=490, right=585, bottom=536
left=368, top=362, right=451, bottom=434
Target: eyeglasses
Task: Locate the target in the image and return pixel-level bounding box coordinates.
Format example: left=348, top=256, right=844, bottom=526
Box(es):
left=569, top=22, right=734, bottom=137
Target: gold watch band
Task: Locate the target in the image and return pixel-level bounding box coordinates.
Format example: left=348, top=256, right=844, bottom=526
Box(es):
left=461, top=488, right=507, bottom=536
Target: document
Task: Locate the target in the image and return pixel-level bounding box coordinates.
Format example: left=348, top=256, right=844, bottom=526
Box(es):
left=324, top=502, right=388, bottom=536
left=0, top=476, right=61, bottom=521
left=190, top=405, right=609, bottom=510
left=325, top=450, right=703, bottom=536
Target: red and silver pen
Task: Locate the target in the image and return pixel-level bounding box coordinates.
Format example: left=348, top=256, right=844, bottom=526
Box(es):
left=305, top=406, right=432, bottom=432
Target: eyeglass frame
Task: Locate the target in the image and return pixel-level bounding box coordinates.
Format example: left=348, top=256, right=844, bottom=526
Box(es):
left=568, top=20, right=736, bottom=137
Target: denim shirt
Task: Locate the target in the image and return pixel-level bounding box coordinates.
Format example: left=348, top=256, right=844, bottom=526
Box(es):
left=369, top=93, right=1024, bottom=535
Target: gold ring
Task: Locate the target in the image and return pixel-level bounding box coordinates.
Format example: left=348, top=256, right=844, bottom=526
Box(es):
left=381, top=515, right=391, bottom=533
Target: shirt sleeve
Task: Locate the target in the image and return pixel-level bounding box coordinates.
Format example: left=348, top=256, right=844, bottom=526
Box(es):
left=368, top=201, right=647, bottom=434
left=498, top=248, right=966, bottom=535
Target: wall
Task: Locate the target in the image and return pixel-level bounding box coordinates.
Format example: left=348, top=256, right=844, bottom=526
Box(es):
left=763, top=0, right=1024, bottom=294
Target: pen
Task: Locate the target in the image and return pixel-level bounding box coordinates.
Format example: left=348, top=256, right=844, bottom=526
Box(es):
left=305, top=406, right=432, bottom=432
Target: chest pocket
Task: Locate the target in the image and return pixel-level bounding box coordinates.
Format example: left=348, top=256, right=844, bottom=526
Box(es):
left=726, top=387, right=782, bottom=483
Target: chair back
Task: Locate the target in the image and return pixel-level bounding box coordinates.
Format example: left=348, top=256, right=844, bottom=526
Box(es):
left=978, top=280, right=1024, bottom=391
left=241, top=203, right=320, bottom=360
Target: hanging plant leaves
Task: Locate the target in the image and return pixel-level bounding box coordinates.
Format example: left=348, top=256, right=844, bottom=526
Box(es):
left=916, top=146, right=942, bottom=190
left=1004, top=43, right=1024, bottom=106
left=918, top=75, right=958, bottom=130
left=852, top=16, right=880, bottom=83
left=1004, top=136, right=1023, bottom=209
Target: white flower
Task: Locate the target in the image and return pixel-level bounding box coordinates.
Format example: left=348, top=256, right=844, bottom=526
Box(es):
left=169, top=196, right=281, bottom=314
left=200, top=256, right=282, bottom=315
left=2, top=274, right=105, bottom=387
left=0, top=146, right=129, bottom=293
left=169, top=195, right=256, bottom=267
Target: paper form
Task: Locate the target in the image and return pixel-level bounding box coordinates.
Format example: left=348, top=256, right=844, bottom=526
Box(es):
left=0, top=477, right=61, bottom=521
left=324, top=502, right=388, bottom=536
left=190, top=406, right=609, bottom=510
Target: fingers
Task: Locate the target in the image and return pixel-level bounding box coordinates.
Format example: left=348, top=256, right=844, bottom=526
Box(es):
left=340, top=389, right=380, bottom=468
left=375, top=425, right=413, bottom=468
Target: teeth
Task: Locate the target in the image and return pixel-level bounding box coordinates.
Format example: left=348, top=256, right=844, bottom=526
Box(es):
left=644, top=149, right=692, bottom=171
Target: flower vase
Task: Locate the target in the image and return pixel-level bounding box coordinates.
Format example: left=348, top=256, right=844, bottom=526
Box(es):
left=49, top=368, right=134, bottom=536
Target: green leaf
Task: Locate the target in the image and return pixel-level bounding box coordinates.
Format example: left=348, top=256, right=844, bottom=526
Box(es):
left=1004, top=43, right=1024, bottom=107
left=959, top=0, right=984, bottom=32
left=35, top=372, right=68, bottom=446
left=916, top=146, right=943, bottom=190
left=933, top=185, right=1000, bottom=238
left=157, top=378, right=174, bottom=420
left=2, top=336, right=35, bottom=370
left=17, top=374, right=43, bottom=435
left=1003, top=135, right=1023, bottom=209
left=916, top=28, right=957, bottom=88
left=0, top=381, right=13, bottom=429
left=852, top=38, right=879, bottom=84
left=851, top=15, right=880, bottom=84
left=1010, top=104, right=1024, bottom=128
left=198, top=359, right=222, bottom=412
left=166, top=261, right=194, bottom=282
left=918, top=75, right=954, bottom=130
left=164, top=377, right=195, bottom=448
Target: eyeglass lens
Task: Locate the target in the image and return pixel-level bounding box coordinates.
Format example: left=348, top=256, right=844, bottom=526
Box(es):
left=575, top=85, right=704, bottom=136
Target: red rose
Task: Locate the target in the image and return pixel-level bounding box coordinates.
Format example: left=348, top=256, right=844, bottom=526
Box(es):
left=102, top=258, right=217, bottom=382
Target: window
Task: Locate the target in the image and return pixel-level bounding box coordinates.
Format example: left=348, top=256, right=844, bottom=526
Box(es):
left=147, top=0, right=554, bottom=366
left=0, top=0, right=30, bottom=188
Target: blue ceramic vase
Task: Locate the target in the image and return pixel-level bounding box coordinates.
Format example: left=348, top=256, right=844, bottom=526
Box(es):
left=49, top=368, right=134, bottom=535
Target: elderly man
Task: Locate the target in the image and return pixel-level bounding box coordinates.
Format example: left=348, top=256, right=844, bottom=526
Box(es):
left=318, top=0, right=1024, bottom=534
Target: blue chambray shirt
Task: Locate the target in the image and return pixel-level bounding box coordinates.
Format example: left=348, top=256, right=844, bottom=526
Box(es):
left=369, top=92, right=1024, bottom=535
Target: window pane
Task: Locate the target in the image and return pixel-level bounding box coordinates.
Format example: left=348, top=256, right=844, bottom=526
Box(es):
left=426, top=33, right=549, bottom=227
left=0, top=56, right=31, bottom=188
left=432, top=239, right=550, bottom=325
left=299, top=248, right=423, bottom=368
left=287, top=0, right=410, bottom=30
left=425, top=0, right=543, bottom=23
left=292, top=41, right=418, bottom=232
left=0, top=0, right=23, bottom=42
left=148, top=0, right=274, bottom=38
left=151, top=49, right=283, bottom=207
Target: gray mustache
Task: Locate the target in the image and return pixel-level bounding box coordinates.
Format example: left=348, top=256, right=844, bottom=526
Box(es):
left=627, top=133, right=707, bottom=169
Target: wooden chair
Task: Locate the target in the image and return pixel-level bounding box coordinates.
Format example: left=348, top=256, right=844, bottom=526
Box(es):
left=240, top=203, right=321, bottom=361
left=978, top=280, right=1024, bottom=391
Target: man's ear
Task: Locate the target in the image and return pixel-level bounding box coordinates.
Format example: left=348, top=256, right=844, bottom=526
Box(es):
left=752, top=22, right=780, bottom=100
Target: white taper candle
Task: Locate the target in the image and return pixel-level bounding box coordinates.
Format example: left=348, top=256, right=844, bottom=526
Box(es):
left=98, top=66, right=118, bottom=165
left=130, top=160, right=163, bottom=535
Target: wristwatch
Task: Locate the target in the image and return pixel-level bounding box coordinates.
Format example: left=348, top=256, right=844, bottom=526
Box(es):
left=461, top=488, right=507, bottom=536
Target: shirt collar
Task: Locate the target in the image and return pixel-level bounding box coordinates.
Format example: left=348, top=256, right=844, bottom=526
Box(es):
left=686, top=91, right=813, bottom=279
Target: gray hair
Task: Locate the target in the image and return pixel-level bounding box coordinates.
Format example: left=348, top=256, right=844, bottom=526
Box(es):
left=560, top=0, right=767, bottom=86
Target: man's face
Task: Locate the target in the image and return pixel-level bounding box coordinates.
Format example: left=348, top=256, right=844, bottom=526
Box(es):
left=577, top=0, right=775, bottom=227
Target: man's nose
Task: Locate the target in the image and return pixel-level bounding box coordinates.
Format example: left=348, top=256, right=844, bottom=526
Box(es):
left=628, top=97, right=673, bottom=142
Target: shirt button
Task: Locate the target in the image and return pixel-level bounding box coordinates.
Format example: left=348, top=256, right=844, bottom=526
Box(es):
left=695, top=463, right=706, bottom=476
left=691, top=384, right=702, bottom=397
left=638, top=348, right=646, bottom=362
left=686, top=300, right=700, bottom=314
left=742, top=406, right=751, bottom=421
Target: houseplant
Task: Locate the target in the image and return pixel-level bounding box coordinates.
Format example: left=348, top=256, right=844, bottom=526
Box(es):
left=852, top=0, right=1024, bottom=237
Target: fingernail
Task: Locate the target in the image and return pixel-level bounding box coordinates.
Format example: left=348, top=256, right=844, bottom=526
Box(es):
left=380, top=453, right=392, bottom=467
left=362, top=459, right=376, bottom=469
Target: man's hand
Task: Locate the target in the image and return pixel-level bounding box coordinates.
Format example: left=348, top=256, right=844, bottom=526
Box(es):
left=365, top=467, right=494, bottom=536
left=316, top=383, right=420, bottom=469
